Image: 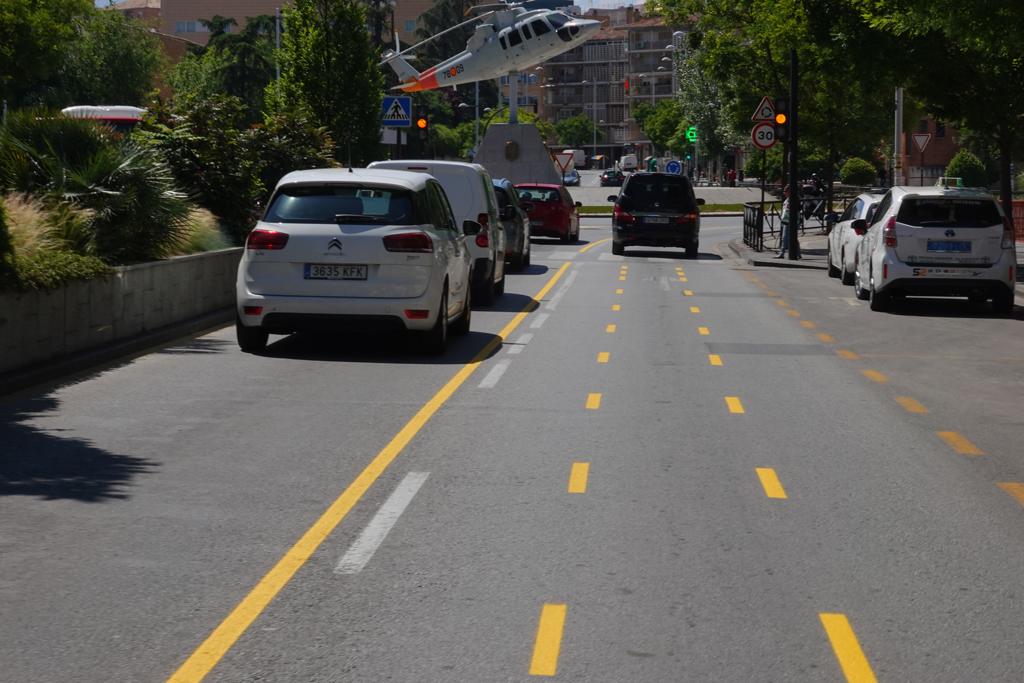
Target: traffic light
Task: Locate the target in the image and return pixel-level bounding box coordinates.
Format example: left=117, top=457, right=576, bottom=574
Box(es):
left=685, top=125, right=697, bottom=143
left=415, top=112, right=429, bottom=139
left=773, top=97, right=788, bottom=142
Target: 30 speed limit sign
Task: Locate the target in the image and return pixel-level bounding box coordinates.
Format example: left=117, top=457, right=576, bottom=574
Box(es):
left=751, top=121, right=777, bottom=149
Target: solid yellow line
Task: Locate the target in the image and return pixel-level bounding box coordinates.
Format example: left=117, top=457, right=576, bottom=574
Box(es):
left=725, top=396, right=745, bottom=414
left=683, top=290, right=694, bottom=296
left=817, top=333, right=836, bottom=343
left=586, top=393, right=602, bottom=410
left=708, top=354, right=723, bottom=366
left=166, top=263, right=573, bottom=683
left=861, top=369, right=888, bottom=383
left=820, top=613, right=878, bottom=683
left=605, top=323, right=617, bottom=333
left=997, top=482, right=1024, bottom=508
left=690, top=306, right=700, bottom=314
left=568, top=462, right=590, bottom=494
left=529, top=604, right=567, bottom=676
left=578, top=237, right=610, bottom=254
left=836, top=349, right=860, bottom=360
left=787, top=309, right=801, bottom=317
left=611, top=304, right=621, bottom=311
left=597, top=352, right=610, bottom=364
left=894, top=396, right=928, bottom=414
left=938, top=431, right=984, bottom=456
left=756, top=468, right=787, bottom=499
left=615, top=288, right=624, bottom=294
left=800, top=320, right=816, bottom=329
left=698, top=326, right=710, bottom=336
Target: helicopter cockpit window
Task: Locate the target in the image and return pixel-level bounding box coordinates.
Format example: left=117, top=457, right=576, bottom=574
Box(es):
left=521, top=23, right=532, bottom=39
left=508, top=28, right=523, bottom=47
left=548, top=13, right=568, bottom=29
left=531, top=19, right=550, bottom=36
left=499, top=34, right=507, bottom=49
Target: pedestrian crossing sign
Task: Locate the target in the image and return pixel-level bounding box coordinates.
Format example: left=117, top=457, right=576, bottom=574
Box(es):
left=381, top=96, right=412, bottom=127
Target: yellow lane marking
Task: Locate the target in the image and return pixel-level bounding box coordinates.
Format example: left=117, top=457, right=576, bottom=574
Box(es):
left=817, top=333, right=836, bottom=343
left=597, top=352, right=610, bottom=364
left=578, top=237, right=610, bottom=254
left=611, top=304, right=621, bottom=311
left=787, top=309, right=801, bottom=317
left=165, top=262, right=574, bottom=683
left=618, top=275, right=627, bottom=281
left=997, top=483, right=1024, bottom=508
left=605, top=324, right=617, bottom=333
left=708, top=354, right=723, bottom=366
left=586, top=393, right=602, bottom=410
left=683, top=290, right=694, bottom=296
left=861, top=369, right=888, bottom=384
left=800, top=320, right=816, bottom=329
left=894, top=396, right=928, bottom=414
left=698, top=326, right=710, bottom=336
left=776, top=299, right=789, bottom=307
left=755, top=468, right=787, bottom=499
left=568, top=462, right=590, bottom=494
left=679, top=276, right=688, bottom=282
left=836, top=349, right=860, bottom=360
left=725, top=396, right=745, bottom=414
left=938, top=431, right=984, bottom=456
left=615, top=288, right=624, bottom=295
left=529, top=604, right=568, bottom=676
left=819, top=613, right=878, bottom=683
left=690, top=306, right=701, bottom=314
left=765, top=290, right=779, bottom=296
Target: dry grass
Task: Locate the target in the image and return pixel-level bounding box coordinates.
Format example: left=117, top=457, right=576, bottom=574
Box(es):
left=172, top=208, right=231, bottom=255
left=4, top=193, right=95, bottom=258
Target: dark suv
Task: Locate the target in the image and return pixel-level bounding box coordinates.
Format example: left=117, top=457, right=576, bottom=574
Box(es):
left=608, top=173, right=704, bottom=257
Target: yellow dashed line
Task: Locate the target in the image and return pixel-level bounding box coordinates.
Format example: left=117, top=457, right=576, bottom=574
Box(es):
left=708, top=354, right=723, bottom=366
left=683, top=290, right=694, bottom=296
left=861, top=369, right=888, bottom=383
left=725, top=396, right=745, bottom=414
left=615, top=288, right=623, bottom=295
left=698, top=327, right=710, bottom=336
left=568, top=463, right=590, bottom=494
left=776, top=299, right=789, bottom=308
left=596, top=352, right=610, bottom=364
left=787, top=309, right=801, bottom=317
left=690, top=306, right=700, bottom=314
left=586, top=393, right=602, bottom=410
left=756, top=468, right=787, bottom=499
left=894, top=396, right=928, bottom=414
left=997, top=483, right=1024, bottom=508
left=611, top=304, right=621, bottom=311
left=937, top=431, right=983, bottom=456
left=529, top=604, right=567, bottom=676
left=836, top=349, right=860, bottom=360
left=800, top=320, right=816, bottom=329
left=817, top=333, right=836, bottom=343
left=765, top=290, right=779, bottom=296
left=820, top=613, right=878, bottom=683
left=618, top=275, right=627, bottom=281
left=605, top=324, right=617, bottom=333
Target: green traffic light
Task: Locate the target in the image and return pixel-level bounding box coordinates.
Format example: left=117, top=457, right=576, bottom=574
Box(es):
left=685, top=125, right=697, bottom=142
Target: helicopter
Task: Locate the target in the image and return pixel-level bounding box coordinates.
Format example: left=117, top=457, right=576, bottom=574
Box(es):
left=381, top=2, right=601, bottom=93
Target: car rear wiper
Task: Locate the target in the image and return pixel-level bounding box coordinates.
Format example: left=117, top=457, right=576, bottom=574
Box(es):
left=334, top=214, right=389, bottom=224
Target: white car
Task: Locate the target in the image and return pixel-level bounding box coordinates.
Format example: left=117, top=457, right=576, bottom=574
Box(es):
left=854, top=185, right=1017, bottom=313
left=235, top=168, right=477, bottom=354
left=828, top=192, right=882, bottom=285
left=369, top=160, right=506, bottom=305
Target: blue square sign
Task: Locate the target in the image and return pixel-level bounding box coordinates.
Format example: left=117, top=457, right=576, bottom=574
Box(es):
left=381, top=96, right=412, bottom=127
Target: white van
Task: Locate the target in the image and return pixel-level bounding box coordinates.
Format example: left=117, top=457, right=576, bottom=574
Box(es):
left=369, top=160, right=506, bottom=304
left=620, top=154, right=638, bottom=172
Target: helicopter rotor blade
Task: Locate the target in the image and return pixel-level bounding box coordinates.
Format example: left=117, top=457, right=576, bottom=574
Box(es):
left=379, top=13, right=493, bottom=64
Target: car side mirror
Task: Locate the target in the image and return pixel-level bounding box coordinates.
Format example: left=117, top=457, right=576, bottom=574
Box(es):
left=500, top=206, right=514, bottom=221
left=607, top=195, right=618, bottom=203
left=852, top=218, right=867, bottom=235
left=462, top=219, right=482, bottom=236
left=696, top=198, right=706, bottom=206
left=575, top=201, right=582, bottom=208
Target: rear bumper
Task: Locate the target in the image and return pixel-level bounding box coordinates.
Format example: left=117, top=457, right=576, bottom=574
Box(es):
left=878, top=253, right=1016, bottom=297
left=236, top=289, right=440, bottom=332
left=614, top=224, right=698, bottom=247
left=530, top=220, right=569, bottom=239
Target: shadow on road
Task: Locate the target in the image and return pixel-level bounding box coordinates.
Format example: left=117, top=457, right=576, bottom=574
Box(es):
left=513, top=263, right=550, bottom=276
left=619, top=249, right=723, bottom=261
left=257, top=329, right=503, bottom=365
left=0, top=396, right=155, bottom=502
left=885, top=297, right=1021, bottom=321
left=156, top=337, right=235, bottom=355
left=479, top=293, right=539, bottom=314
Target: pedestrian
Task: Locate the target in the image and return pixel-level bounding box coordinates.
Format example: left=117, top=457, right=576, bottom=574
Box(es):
left=878, top=166, right=887, bottom=187
left=776, top=185, right=799, bottom=259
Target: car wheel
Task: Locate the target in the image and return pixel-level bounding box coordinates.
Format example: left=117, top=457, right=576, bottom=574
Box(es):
left=854, top=264, right=869, bottom=300
left=476, top=262, right=495, bottom=306
left=868, top=275, right=890, bottom=312
left=495, top=270, right=505, bottom=297
left=827, top=249, right=840, bottom=278
left=423, top=287, right=448, bottom=354
left=560, top=230, right=572, bottom=244
left=452, top=284, right=471, bottom=335
left=993, top=288, right=1014, bottom=315
left=686, top=241, right=699, bottom=259
left=236, top=316, right=268, bottom=353
left=523, top=240, right=531, bottom=266
left=612, top=240, right=624, bottom=256
left=840, top=253, right=856, bottom=285
left=510, top=250, right=525, bottom=272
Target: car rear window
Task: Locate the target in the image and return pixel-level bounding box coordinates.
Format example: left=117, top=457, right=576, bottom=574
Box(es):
left=622, top=175, right=697, bottom=212
left=265, top=185, right=418, bottom=224
left=516, top=187, right=561, bottom=203
left=897, top=197, right=1001, bottom=228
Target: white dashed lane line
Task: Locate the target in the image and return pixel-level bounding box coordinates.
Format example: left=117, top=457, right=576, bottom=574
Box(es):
left=478, top=360, right=511, bottom=388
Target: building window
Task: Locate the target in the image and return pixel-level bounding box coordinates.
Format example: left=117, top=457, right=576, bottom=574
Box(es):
left=404, top=20, right=415, bottom=33
left=175, top=21, right=186, bottom=32
left=936, top=120, right=945, bottom=137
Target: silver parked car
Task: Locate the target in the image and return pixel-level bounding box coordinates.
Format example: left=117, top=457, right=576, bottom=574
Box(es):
left=828, top=192, right=883, bottom=285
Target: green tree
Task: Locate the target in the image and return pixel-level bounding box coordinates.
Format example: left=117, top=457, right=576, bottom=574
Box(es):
left=641, top=100, right=689, bottom=154
left=839, top=157, right=876, bottom=186
left=945, top=149, right=987, bottom=187
left=0, top=0, right=91, bottom=107
left=554, top=114, right=601, bottom=149
left=272, top=0, right=383, bottom=165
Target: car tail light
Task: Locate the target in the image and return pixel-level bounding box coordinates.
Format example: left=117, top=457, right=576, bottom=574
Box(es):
left=882, top=217, right=897, bottom=247
left=1002, top=217, right=1015, bottom=248
left=246, top=228, right=289, bottom=250
left=404, top=309, right=430, bottom=319
left=243, top=306, right=263, bottom=316
left=613, top=205, right=635, bottom=225
left=675, top=212, right=699, bottom=224
left=383, top=232, right=433, bottom=252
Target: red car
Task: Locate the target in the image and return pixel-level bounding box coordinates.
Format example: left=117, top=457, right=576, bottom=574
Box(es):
left=514, top=183, right=581, bottom=243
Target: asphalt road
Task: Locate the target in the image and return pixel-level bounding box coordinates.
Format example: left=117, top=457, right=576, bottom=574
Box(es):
left=568, top=171, right=766, bottom=206
left=2, top=217, right=1023, bottom=682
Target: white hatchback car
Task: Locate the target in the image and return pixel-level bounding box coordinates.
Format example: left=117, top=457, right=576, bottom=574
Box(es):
left=368, top=160, right=506, bottom=305
left=827, top=192, right=883, bottom=285
left=854, top=185, right=1017, bottom=313
left=235, top=168, right=477, bottom=353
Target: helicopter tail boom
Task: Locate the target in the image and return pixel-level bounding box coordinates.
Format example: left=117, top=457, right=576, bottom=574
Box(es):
left=381, top=50, right=420, bottom=84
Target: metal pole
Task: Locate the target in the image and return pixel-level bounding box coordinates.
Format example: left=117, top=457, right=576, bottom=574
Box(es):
left=275, top=7, right=281, bottom=82
left=592, top=80, right=597, bottom=162
left=474, top=80, right=480, bottom=154
left=509, top=72, right=518, bottom=124
left=894, top=87, right=903, bottom=186
left=787, top=47, right=800, bottom=260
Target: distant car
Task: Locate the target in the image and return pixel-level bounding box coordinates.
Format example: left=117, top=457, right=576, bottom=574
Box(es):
left=562, top=168, right=581, bottom=186
left=515, top=183, right=581, bottom=243
left=620, top=154, right=638, bottom=172
left=854, top=185, right=1016, bottom=313
left=370, top=160, right=506, bottom=305
left=235, top=168, right=477, bottom=354
left=607, top=172, right=704, bottom=257
left=492, top=178, right=531, bottom=271
left=828, top=192, right=883, bottom=284
left=600, top=169, right=625, bottom=187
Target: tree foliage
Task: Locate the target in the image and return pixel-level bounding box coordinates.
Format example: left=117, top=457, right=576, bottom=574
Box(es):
left=640, top=100, right=690, bottom=154
left=839, top=157, right=876, bottom=186
left=945, top=149, right=987, bottom=187
left=272, top=0, right=383, bottom=165
left=554, top=114, right=601, bottom=149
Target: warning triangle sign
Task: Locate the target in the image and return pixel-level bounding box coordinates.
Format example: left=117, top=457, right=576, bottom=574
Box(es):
left=383, top=99, right=408, bottom=121
left=751, top=96, right=775, bottom=122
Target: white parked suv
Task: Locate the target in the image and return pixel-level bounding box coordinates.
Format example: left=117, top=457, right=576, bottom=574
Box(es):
left=369, top=160, right=506, bottom=305
left=235, top=168, right=477, bottom=354
left=828, top=192, right=883, bottom=285
left=854, top=185, right=1017, bottom=313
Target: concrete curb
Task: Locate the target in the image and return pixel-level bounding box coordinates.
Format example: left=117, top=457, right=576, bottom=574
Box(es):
left=725, top=238, right=827, bottom=270
left=0, top=307, right=233, bottom=397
